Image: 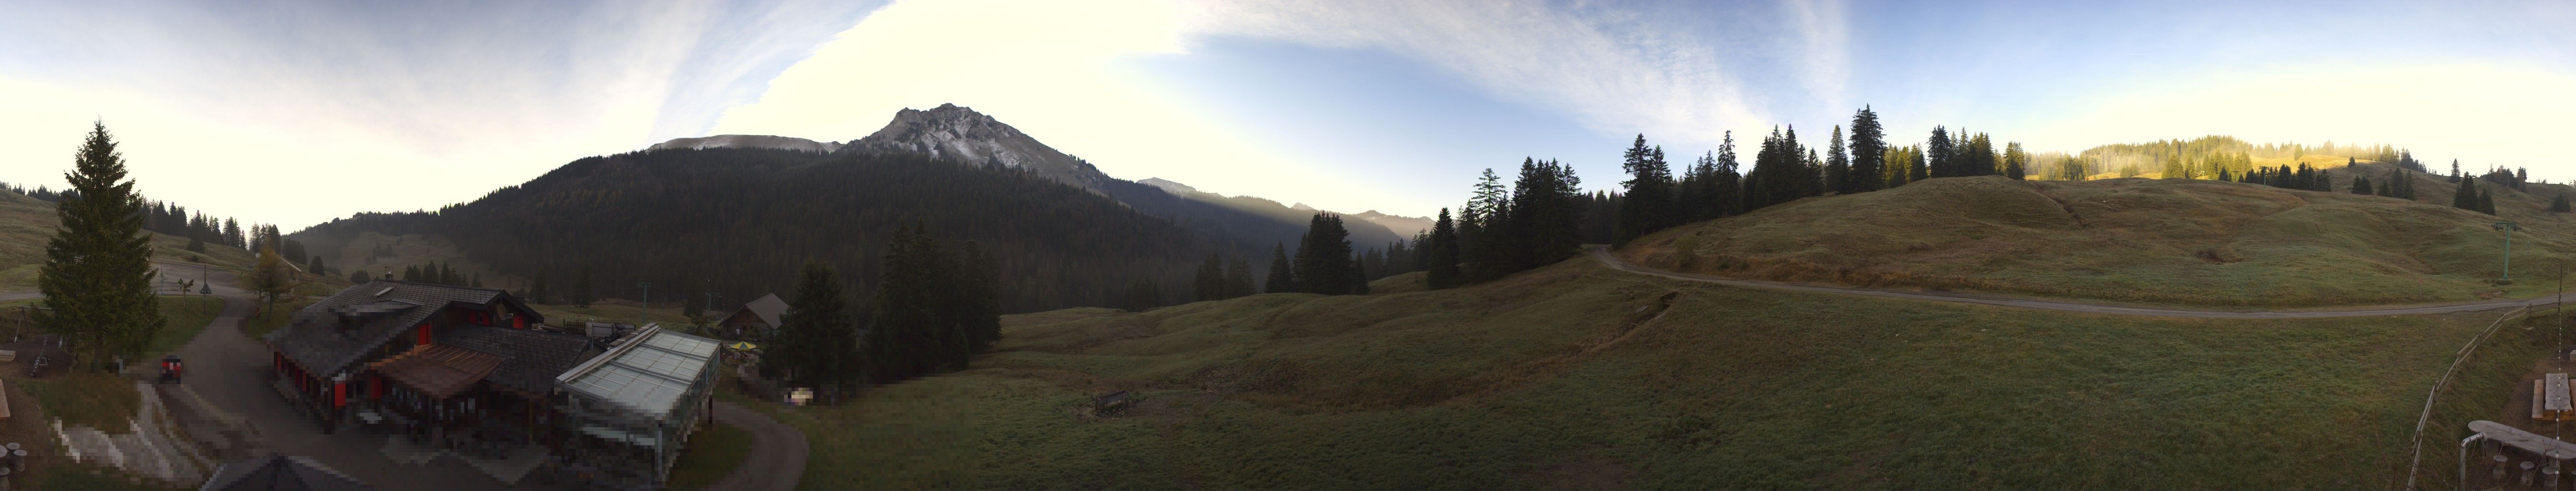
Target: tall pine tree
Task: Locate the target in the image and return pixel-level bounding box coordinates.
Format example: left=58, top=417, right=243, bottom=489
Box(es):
left=1425, top=208, right=1460, bottom=289
left=1615, top=135, right=1675, bottom=245
left=38, top=122, right=165, bottom=370
left=1825, top=125, right=1851, bottom=194
left=1291, top=213, right=1362, bottom=294
left=1847, top=106, right=1886, bottom=192
left=1264, top=243, right=1295, bottom=293
left=766, top=263, right=853, bottom=388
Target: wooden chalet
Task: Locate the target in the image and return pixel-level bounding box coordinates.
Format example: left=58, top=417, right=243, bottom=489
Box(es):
left=717, top=293, right=787, bottom=339
left=263, top=280, right=595, bottom=451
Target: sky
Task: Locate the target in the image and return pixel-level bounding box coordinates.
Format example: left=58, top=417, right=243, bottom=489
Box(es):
left=0, top=0, right=2572, bottom=230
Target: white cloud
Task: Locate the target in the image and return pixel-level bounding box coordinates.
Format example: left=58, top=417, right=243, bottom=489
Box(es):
left=1186, top=0, right=1780, bottom=151
left=0, top=0, right=869, bottom=229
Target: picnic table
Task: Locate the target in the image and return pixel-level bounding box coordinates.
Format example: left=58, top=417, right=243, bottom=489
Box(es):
left=2541, top=374, right=2575, bottom=421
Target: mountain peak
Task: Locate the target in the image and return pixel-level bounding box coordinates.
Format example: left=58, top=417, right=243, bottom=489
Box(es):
left=839, top=103, right=1108, bottom=187
left=648, top=134, right=842, bottom=153
left=1139, top=177, right=1199, bottom=195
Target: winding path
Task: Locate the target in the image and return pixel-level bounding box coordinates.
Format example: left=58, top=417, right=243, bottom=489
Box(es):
left=1587, top=246, right=2562, bottom=318
left=708, top=401, right=808, bottom=491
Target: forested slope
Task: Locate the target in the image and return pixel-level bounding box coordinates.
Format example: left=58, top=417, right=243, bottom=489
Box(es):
left=291, top=148, right=1223, bottom=312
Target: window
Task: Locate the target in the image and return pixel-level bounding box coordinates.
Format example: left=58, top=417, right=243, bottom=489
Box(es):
left=465, top=310, right=493, bottom=326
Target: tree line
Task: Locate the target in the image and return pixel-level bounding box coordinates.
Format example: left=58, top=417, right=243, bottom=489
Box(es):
left=762, top=222, right=1000, bottom=391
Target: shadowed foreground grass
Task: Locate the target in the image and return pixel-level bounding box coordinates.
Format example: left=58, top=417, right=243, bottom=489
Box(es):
left=666, top=420, right=754, bottom=491
left=750, top=257, right=2539, bottom=491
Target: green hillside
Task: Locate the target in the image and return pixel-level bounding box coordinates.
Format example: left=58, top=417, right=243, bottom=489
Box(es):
left=0, top=191, right=254, bottom=291
left=744, top=256, right=2540, bottom=490
left=1624, top=165, right=2576, bottom=307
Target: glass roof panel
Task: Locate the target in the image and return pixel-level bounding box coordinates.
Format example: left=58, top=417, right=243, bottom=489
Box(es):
left=562, top=328, right=722, bottom=419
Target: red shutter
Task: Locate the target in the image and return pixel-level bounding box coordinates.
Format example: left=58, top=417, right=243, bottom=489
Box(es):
left=334, top=380, right=348, bottom=408
left=417, top=324, right=433, bottom=345
left=513, top=317, right=528, bottom=330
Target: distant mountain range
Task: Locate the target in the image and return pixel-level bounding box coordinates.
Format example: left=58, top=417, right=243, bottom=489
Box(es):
left=1138, top=177, right=1431, bottom=238
left=296, top=103, right=1417, bottom=311
left=647, top=134, right=843, bottom=153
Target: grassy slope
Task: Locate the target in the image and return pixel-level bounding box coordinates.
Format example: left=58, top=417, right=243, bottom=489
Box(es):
left=753, top=257, right=2530, bottom=490
left=666, top=420, right=756, bottom=491
left=0, top=191, right=256, bottom=291
left=1627, top=165, right=2576, bottom=307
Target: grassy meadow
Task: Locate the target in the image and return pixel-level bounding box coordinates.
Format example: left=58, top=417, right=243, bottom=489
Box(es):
left=1627, top=168, right=2576, bottom=307
left=0, top=189, right=257, bottom=292
left=745, top=257, right=2542, bottom=490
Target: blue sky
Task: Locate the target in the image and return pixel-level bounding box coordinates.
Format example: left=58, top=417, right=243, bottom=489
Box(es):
left=0, top=0, right=2570, bottom=229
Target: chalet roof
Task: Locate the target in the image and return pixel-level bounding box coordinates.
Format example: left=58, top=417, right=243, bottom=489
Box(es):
left=435, top=324, right=600, bottom=395
left=265, top=280, right=543, bottom=377
left=199, top=454, right=373, bottom=491
left=739, top=293, right=788, bottom=327
left=372, top=344, right=504, bottom=399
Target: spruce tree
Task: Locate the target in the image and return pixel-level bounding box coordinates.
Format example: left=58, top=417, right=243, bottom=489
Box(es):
left=2454, top=174, right=2480, bottom=211
left=2480, top=189, right=2497, bottom=215
left=2553, top=191, right=2572, bottom=213
left=1905, top=145, right=1928, bottom=184
left=1221, top=256, right=1254, bottom=298
left=768, top=263, right=851, bottom=387
left=2002, top=141, right=2027, bottom=180
left=1927, top=127, right=1954, bottom=178
left=1264, top=243, right=1294, bottom=293
left=1713, top=133, right=1744, bottom=217
left=1292, top=213, right=1359, bottom=294
left=1615, top=135, right=1675, bottom=245
left=1825, top=125, right=1851, bottom=194
left=1677, top=152, right=1716, bottom=222
left=37, top=122, right=164, bottom=370
left=1847, top=106, right=1886, bottom=192
left=1425, top=208, right=1460, bottom=289
left=1192, top=253, right=1224, bottom=301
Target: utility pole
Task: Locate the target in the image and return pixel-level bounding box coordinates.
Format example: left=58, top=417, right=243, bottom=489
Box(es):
left=2495, top=222, right=2521, bottom=283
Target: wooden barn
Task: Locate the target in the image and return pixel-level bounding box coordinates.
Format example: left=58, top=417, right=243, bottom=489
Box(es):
left=717, top=293, right=788, bottom=339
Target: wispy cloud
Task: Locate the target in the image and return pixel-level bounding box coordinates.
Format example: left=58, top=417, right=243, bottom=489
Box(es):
left=1184, top=0, right=1828, bottom=150
left=0, top=0, right=872, bottom=228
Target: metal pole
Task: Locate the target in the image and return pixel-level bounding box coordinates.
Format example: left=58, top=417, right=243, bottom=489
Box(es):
left=2505, top=226, right=2514, bottom=282
left=639, top=282, right=649, bottom=327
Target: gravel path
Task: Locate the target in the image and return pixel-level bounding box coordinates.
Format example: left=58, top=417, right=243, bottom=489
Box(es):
left=707, top=401, right=809, bottom=491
